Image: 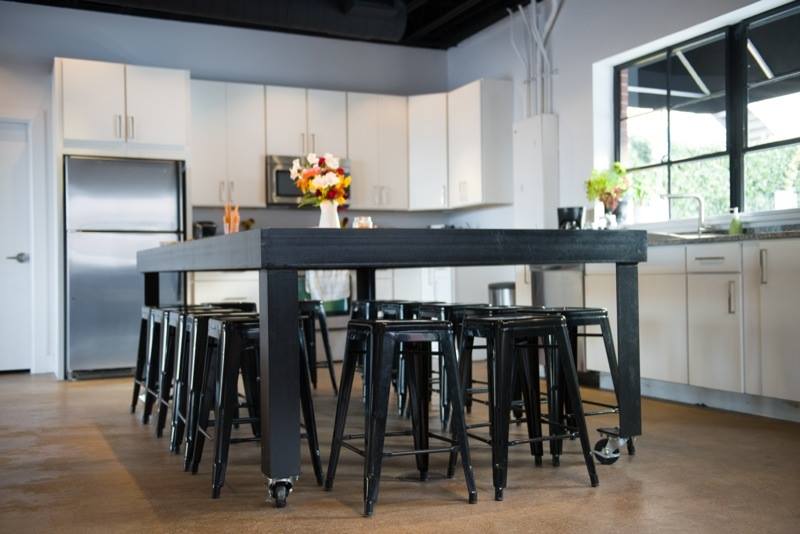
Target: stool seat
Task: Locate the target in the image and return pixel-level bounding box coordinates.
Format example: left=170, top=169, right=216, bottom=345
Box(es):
left=463, top=314, right=566, bottom=328
left=520, top=306, right=609, bottom=321
left=349, top=318, right=451, bottom=331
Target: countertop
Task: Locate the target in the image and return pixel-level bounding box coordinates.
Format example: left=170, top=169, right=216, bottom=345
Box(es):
left=647, top=225, right=800, bottom=246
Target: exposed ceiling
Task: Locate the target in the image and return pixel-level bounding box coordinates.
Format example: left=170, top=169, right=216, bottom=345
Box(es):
left=12, top=0, right=533, bottom=49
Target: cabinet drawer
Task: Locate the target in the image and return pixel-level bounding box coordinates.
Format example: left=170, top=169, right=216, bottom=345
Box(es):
left=687, top=243, right=741, bottom=273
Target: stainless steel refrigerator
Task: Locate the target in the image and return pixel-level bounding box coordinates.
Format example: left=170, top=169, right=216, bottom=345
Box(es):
left=65, top=156, right=185, bottom=378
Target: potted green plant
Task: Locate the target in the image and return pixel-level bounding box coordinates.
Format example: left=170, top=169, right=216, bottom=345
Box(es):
left=586, top=162, right=630, bottom=223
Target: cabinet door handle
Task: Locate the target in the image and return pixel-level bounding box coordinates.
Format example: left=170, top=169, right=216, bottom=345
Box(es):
left=301, top=133, right=305, bottom=154
left=115, top=114, right=122, bottom=138
left=728, top=280, right=736, bottom=314
left=523, top=266, right=529, bottom=284
left=228, top=181, right=235, bottom=203
left=759, top=249, right=767, bottom=284
left=441, top=185, right=446, bottom=207
left=311, top=133, right=316, bottom=153
left=219, top=181, right=225, bottom=203
left=382, top=187, right=389, bottom=206
left=694, top=256, right=725, bottom=262
left=129, top=116, right=135, bottom=139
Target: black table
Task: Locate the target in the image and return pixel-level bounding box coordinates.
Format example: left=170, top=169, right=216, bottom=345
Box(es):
left=137, top=228, right=647, bottom=505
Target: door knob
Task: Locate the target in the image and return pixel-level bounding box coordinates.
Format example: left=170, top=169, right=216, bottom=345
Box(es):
left=5, top=252, right=29, bottom=263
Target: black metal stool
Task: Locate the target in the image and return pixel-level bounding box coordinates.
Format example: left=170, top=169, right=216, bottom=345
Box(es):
left=131, top=302, right=253, bottom=424
left=299, top=300, right=338, bottom=394
left=523, top=306, right=634, bottom=464
left=168, top=308, right=258, bottom=457
left=190, top=315, right=323, bottom=499
left=325, top=319, right=477, bottom=516
left=450, top=314, right=599, bottom=500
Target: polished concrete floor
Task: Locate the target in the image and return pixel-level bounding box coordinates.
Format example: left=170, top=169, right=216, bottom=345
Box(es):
left=1, top=368, right=799, bottom=534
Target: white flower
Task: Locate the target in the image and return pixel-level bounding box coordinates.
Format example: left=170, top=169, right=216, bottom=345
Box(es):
left=306, top=153, right=319, bottom=166
left=323, top=153, right=340, bottom=170
left=290, top=158, right=302, bottom=180
left=318, top=172, right=339, bottom=188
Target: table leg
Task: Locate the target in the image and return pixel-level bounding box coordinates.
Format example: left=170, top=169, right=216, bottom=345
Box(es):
left=615, top=262, right=641, bottom=438
left=356, top=268, right=376, bottom=300
left=259, top=269, right=300, bottom=506
left=144, top=272, right=159, bottom=307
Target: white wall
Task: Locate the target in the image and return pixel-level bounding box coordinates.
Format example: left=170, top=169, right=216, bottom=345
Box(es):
left=445, top=0, right=760, bottom=230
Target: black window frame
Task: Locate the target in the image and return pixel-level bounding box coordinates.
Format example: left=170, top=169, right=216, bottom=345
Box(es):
left=613, top=0, right=800, bottom=216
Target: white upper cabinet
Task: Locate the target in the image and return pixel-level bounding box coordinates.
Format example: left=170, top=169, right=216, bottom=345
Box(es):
left=190, top=80, right=228, bottom=207
left=307, top=89, right=347, bottom=157
left=58, top=58, right=189, bottom=154
left=378, top=94, right=408, bottom=210
left=447, top=79, right=513, bottom=209
left=190, top=80, right=266, bottom=207
left=347, top=92, right=408, bottom=210
left=265, top=85, right=307, bottom=156
left=758, top=239, right=800, bottom=402
left=225, top=83, right=266, bottom=207
left=408, top=93, right=448, bottom=210
left=266, top=86, right=347, bottom=159
left=125, top=65, right=189, bottom=148
left=61, top=59, right=126, bottom=144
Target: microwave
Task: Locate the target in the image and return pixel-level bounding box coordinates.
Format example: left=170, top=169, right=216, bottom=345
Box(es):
left=267, top=155, right=351, bottom=206
left=267, top=155, right=303, bottom=205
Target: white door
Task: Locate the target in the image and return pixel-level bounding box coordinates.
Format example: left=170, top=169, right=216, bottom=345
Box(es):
left=346, top=92, right=380, bottom=209
left=377, top=95, right=408, bottom=210
left=61, top=58, right=126, bottom=144
left=759, top=239, right=800, bottom=402
left=190, top=80, right=228, bottom=206
left=0, top=121, right=32, bottom=371
left=688, top=274, right=743, bottom=392
left=448, top=81, right=482, bottom=208
left=266, top=86, right=307, bottom=156
left=307, top=89, right=347, bottom=157
left=226, top=83, right=267, bottom=207
left=125, top=65, right=189, bottom=147
left=408, top=93, right=448, bottom=210
left=639, top=274, right=688, bottom=383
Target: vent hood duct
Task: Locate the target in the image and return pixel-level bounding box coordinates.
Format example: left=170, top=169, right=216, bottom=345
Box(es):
left=35, top=0, right=408, bottom=42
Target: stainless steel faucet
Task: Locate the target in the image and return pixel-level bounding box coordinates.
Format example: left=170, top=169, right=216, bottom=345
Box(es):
left=662, top=194, right=706, bottom=237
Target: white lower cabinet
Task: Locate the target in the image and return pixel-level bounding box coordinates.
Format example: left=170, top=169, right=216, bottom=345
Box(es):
left=758, top=239, right=800, bottom=402
left=374, top=268, right=453, bottom=303
left=192, top=272, right=259, bottom=309
left=687, top=273, right=743, bottom=393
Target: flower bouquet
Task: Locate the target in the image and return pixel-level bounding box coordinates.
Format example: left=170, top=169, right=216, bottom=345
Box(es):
left=290, top=153, right=351, bottom=208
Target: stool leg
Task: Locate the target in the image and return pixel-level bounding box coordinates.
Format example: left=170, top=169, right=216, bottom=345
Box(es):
left=364, top=332, right=395, bottom=517
left=191, top=335, right=218, bottom=475
left=489, top=329, right=515, bottom=501
left=459, top=334, right=475, bottom=414
left=554, top=324, right=599, bottom=487
left=131, top=314, right=148, bottom=413
left=170, top=322, right=189, bottom=453
left=304, top=315, right=318, bottom=389
left=316, top=308, right=338, bottom=395
left=599, top=317, right=634, bottom=455
left=239, top=346, right=261, bottom=438
left=324, top=334, right=359, bottom=490
left=406, top=343, right=430, bottom=481
left=299, top=325, right=323, bottom=486
left=142, top=320, right=161, bottom=424
left=544, top=333, right=562, bottom=465
left=156, top=324, right=176, bottom=438
left=184, top=321, right=208, bottom=471
left=211, top=327, right=241, bottom=498
left=439, top=332, right=477, bottom=504
left=520, top=340, right=544, bottom=466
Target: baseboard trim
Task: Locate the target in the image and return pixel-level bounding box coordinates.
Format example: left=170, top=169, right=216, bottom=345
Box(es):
left=597, top=372, right=800, bottom=423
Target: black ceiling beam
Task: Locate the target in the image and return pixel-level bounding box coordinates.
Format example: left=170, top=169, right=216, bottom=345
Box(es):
left=403, top=0, right=484, bottom=43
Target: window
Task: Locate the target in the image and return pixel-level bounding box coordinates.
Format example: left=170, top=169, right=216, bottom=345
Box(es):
left=615, top=1, right=800, bottom=220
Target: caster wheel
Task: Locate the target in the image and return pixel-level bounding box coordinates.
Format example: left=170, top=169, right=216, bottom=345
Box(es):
left=593, top=438, right=620, bottom=465
left=551, top=456, right=560, bottom=467
left=627, top=439, right=636, bottom=456
left=270, top=481, right=291, bottom=508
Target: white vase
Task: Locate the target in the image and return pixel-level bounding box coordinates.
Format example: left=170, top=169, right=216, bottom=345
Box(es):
left=318, top=200, right=340, bottom=228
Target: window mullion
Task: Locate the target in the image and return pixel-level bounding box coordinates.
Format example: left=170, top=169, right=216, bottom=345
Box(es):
left=727, top=23, right=747, bottom=211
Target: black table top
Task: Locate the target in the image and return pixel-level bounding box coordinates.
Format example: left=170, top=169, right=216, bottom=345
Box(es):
left=137, top=228, right=648, bottom=273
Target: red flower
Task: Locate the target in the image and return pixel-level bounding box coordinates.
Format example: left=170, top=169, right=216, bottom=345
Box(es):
left=336, top=167, right=345, bottom=175
left=318, top=157, right=326, bottom=166
left=326, top=189, right=337, bottom=199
